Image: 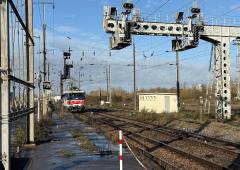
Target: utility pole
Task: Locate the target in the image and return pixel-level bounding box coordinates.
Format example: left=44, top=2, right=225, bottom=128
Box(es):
left=99, top=87, right=102, bottom=104
left=106, top=66, right=109, bottom=102
left=79, top=71, right=81, bottom=89
left=34, top=35, right=41, bottom=122
left=1, top=1, right=10, bottom=169
left=48, top=63, right=50, bottom=81
left=47, top=63, right=51, bottom=106
left=43, top=3, right=46, bottom=82
left=42, top=1, right=48, bottom=116
left=133, top=41, right=137, bottom=111
left=176, top=50, right=180, bottom=111
left=26, top=0, right=35, bottom=144
left=109, top=64, right=112, bottom=107
left=60, top=71, right=63, bottom=96
left=38, top=72, right=41, bottom=122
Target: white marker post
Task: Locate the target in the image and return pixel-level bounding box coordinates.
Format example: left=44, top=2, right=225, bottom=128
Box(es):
left=119, top=130, right=123, bottom=170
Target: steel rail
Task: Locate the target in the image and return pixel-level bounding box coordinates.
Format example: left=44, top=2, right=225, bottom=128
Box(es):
left=108, top=108, right=240, bottom=147
left=85, top=114, right=234, bottom=170
left=100, top=112, right=240, bottom=151
left=125, top=138, right=181, bottom=170
left=85, top=115, right=181, bottom=169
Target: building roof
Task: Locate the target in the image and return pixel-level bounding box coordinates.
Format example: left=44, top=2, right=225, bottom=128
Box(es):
left=63, top=90, right=85, bottom=94
left=138, top=93, right=176, bottom=95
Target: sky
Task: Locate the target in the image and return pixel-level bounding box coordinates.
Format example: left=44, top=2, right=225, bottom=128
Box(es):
left=32, top=0, right=240, bottom=94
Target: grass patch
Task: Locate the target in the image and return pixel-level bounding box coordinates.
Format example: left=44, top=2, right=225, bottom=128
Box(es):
left=131, top=109, right=161, bottom=122
left=34, top=119, right=55, bottom=144
left=230, top=113, right=240, bottom=123
left=101, top=129, right=118, bottom=144
left=130, top=108, right=212, bottom=124
left=71, top=130, right=97, bottom=152
left=59, top=150, right=76, bottom=158
left=81, top=127, right=97, bottom=133
left=40, top=118, right=56, bottom=126
left=14, top=126, right=26, bottom=147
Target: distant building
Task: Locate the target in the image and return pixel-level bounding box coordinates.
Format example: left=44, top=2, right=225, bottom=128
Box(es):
left=196, top=84, right=203, bottom=91
left=52, top=95, right=61, bottom=102
left=138, top=93, right=178, bottom=113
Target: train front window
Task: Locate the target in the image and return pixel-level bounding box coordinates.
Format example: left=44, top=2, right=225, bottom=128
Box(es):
left=69, top=93, right=85, bottom=100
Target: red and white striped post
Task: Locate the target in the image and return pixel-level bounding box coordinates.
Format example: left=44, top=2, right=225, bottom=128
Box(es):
left=119, top=130, right=123, bottom=170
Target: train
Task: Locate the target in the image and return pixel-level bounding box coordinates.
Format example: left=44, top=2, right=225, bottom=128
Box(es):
left=62, top=89, right=86, bottom=112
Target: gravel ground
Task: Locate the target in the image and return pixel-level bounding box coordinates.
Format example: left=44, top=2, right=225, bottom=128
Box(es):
left=106, top=110, right=240, bottom=144
left=79, top=111, right=240, bottom=169
left=152, top=148, right=212, bottom=170
left=199, top=121, right=240, bottom=143
left=138, top=130, right=239, bottom=168
left=165, top=119, right=202, bottom=132
left=128, top=136, right=212, bottom=170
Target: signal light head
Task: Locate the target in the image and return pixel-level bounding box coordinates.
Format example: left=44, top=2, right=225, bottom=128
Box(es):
left=123, top=3, right=134, bottom=10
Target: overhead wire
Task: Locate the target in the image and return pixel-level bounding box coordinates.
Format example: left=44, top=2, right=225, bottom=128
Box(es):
left=145, top=0, right=171, bottom=19
left=37, top=0, right=43, bottom=25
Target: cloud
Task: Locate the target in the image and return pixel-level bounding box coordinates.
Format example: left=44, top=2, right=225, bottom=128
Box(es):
left=55, top=26, right=78, bottom=33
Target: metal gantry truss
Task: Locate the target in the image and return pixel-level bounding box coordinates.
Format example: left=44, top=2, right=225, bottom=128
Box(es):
left=103, top=2, right=240, bottom=119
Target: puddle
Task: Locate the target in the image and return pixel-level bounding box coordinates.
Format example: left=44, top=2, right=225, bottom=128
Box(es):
left=26, top=112, right=142, bottom=170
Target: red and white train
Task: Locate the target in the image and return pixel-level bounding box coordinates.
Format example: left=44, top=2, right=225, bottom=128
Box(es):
left=62, top=90, right=86, bottom=112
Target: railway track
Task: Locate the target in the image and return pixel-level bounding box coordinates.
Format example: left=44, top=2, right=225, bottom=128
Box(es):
left=79, top=110, right=240, bottom=170
left=99, top=112, right=240, bottom=154
left=89, top=108, right=240, bottom=148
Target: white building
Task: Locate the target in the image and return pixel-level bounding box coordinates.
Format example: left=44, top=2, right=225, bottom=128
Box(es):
left=138, top=93, right=178, bottom=113
left=52, top=95, right=61, bottom=102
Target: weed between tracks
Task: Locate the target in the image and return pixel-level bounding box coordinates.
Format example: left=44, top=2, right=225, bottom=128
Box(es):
left=74, top=114, right=119, bottom=144
left=71, top=130, right=97, bottom=152
left=58, top=150, right=76, bottom=158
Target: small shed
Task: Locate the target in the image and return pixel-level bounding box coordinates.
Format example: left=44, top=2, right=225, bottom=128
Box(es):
left=138, top=93, right=178, bottom=113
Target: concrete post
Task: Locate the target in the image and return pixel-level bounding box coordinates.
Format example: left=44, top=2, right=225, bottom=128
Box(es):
left=109, top=64, right=112, bottom=107
left=42, top=2, right=48, bottom=116
left=133, top=41, right=137, bottom=111
left=43, top=90, right=48, bottom=116
left=25, top=0, right=35, bottom=143
left=176, top=50, right=180, bottom=111
left=1, top=1, right=10, bottom=169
